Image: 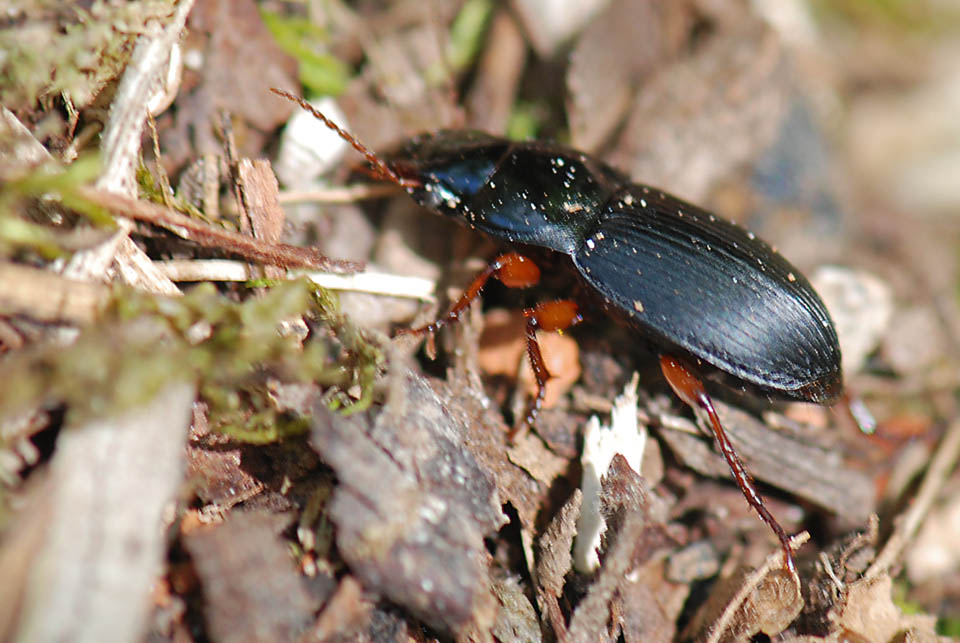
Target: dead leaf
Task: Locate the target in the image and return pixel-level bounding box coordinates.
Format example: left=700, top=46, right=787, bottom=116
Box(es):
left=161, top=0, right=299, bottom=171
left=182, top=511, right=316, bottom=643
left=567, top=0, right=691, bottom=152
left=609, top=18, right=788, bottom=202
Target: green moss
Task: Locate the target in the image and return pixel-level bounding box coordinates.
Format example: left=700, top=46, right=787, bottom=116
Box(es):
left=136, top=161, right=169, bottom=204
left=0, top=154, right=110, bottom=258
left=0, top=1, right=178, bottom=110
left=506, top=101, right=545, bottom=142
left=0, top=279, right=384, bottom=445
left=810, top=0, right=960, bottom=35
left=939, top=616, right=960, bottom=636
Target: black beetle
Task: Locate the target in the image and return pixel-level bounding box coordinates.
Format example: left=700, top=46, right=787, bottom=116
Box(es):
left=271, top=88, right=843, bottom=575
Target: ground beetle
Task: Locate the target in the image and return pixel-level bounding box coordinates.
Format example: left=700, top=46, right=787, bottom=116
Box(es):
left=272, top=88, right=843, bottom=575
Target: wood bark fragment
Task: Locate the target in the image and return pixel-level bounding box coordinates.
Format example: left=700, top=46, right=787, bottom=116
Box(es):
left=11, top=382, right=195, bottom=643
left=0, top=262, right=110, bottom=324
left=182, top=511, right=316, bottom=643
left=536, top=489, right=582, bottom=641
left=237, top=159, right=286, bottom=279
left=658, top=400, right=875, bottom=521
left=309, top=370, right=505, bottom=638
left=62, top=0, right=195, bottom=295
left=567, top=456, right=673, bottom=643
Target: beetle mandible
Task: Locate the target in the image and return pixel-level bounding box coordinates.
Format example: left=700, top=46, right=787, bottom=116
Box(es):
left=271, top=88, right=843, bottom=576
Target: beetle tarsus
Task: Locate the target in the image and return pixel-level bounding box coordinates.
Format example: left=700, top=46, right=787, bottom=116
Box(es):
left=659, top=355, right=798, bottom=576
left=520, top=312, right=551, bottom=430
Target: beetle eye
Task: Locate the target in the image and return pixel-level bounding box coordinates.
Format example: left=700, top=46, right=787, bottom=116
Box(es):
left=430, top=158, right=495, bottom=198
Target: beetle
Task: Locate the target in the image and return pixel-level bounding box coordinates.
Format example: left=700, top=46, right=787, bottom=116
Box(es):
left=271, top=88, right=843, bottom=575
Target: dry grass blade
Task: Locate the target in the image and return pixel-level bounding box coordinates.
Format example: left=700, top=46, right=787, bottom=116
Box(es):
left=154, top=259, right=435, bottom=300
left=77, top=187, right=363, bottom=274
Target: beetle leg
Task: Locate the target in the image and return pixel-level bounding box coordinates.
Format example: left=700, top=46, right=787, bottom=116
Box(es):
left=400, top=252, right=541, bottom=338
left=513, top=300, right=583, bottom=432
left=399, top=254, right=580, bottom=434
left=659, top=355, right=798, bottom=576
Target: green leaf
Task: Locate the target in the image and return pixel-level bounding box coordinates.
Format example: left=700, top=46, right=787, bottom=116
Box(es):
left=447, top=0, right=494, bottom=72
left=260, top=10, right=350, bottom=96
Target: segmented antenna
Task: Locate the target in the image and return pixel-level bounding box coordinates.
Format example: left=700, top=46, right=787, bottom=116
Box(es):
left=269, top=87, right=418, bottom=189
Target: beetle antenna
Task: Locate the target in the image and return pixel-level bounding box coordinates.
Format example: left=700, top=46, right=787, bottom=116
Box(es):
left=269, top=87, right=418, bottom=189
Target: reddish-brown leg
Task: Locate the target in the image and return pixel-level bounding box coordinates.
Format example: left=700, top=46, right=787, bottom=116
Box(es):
left=400, top=252, right=581, bottom=431
left=398, top=252, right=542, bottom=338
left=659, top=355, right=798, bottom=575
left=519, top=299, right=582, bottom=429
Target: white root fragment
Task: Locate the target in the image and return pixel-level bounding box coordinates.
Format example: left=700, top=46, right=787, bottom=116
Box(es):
left=155, top=259, right=436, bottom=301
left=573, top=372, right=646, bottom=573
